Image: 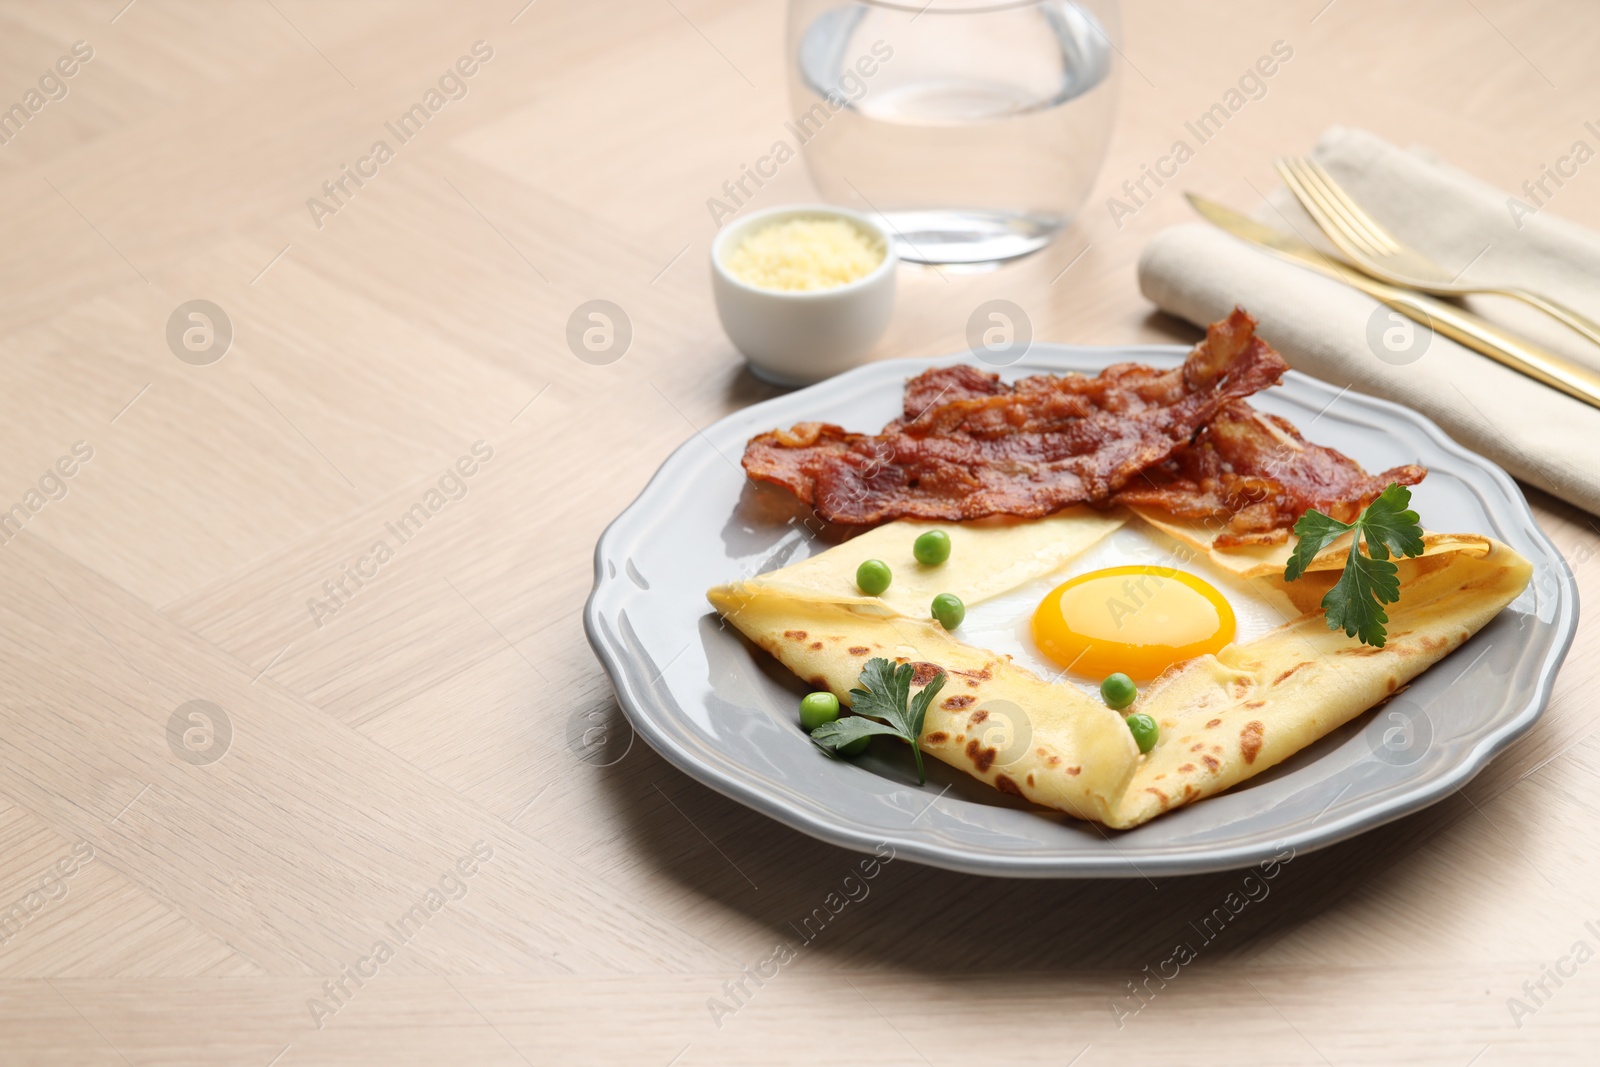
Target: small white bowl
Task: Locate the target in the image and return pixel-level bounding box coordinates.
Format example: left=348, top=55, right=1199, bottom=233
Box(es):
left=711, top=204, right=897, bottom=387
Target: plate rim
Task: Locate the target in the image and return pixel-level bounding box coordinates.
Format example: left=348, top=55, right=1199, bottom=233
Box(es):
left=584, top=344, right=1579, bottom=877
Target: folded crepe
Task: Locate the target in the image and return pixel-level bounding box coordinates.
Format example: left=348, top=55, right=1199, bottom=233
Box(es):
left=708, top=512, right=1530, bottom=828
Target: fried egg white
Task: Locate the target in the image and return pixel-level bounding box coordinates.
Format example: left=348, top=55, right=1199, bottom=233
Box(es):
left=960, top=521, right=1296, bottom=694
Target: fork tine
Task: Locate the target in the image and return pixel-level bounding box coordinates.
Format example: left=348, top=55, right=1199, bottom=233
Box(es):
left=1284, top=157, right=1391, bottom=258
left=1273, top=158, right=1385, bottom=259
left=1270, top=159, right=1341, bottom=245
left=1302, top=158, right=1402, bottom=254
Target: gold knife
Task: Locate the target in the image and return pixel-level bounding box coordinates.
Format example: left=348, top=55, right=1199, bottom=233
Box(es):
left=1186, top=192, right=1600, bottom=412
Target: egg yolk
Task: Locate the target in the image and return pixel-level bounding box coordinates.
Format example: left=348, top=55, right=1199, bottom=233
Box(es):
left=1031, top=565, right=1237, bottom=680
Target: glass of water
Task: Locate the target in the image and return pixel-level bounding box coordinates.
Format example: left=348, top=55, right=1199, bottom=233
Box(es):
left=787, top=0, right=1120, bottom=266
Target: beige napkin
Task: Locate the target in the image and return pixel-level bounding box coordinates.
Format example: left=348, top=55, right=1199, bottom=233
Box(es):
left=1138, top=125, right=1600, bottom=516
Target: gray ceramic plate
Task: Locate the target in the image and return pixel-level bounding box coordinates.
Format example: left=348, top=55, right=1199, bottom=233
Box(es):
left=585, top=346, right=1577, bottom=877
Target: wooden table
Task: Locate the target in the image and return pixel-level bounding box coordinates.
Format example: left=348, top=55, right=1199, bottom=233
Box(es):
left=2, top=1, right=1597, bottom=1063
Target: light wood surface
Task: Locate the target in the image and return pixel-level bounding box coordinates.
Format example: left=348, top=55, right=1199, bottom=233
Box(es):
left=1, top=1, right=1597, bottom=1063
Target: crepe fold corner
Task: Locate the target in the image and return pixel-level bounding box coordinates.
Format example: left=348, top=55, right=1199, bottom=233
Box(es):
left=1105, top=537, right=1532, bottom=827
left=709, top=517, right=1532, bottom=829
left=706, top=580, right=1142, bottom=825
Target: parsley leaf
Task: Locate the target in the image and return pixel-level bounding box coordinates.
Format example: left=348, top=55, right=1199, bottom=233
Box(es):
left=1283, top=483, right=1425, bottom=648
left=1284, top=509, right=1353, bottom=581
left=848, top=656, right=914, bottom=725
left=1355, top=483, right=1426, bottom=561
left=810, top=657, right=946, bottom=784
left=808, top=715, right=903, bottom=750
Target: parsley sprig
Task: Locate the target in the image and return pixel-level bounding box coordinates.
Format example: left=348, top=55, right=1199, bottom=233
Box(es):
left=1284, top=483, right=1425, bottom=648
left=810, top=657, right=946, bottom=784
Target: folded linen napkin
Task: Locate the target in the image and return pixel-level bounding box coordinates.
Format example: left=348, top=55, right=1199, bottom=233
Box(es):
left=1138, top=125, right=1600, bottom=517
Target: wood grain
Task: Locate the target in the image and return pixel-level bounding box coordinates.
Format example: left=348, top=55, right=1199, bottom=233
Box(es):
left=1, top=0, right=1597, bottom=1063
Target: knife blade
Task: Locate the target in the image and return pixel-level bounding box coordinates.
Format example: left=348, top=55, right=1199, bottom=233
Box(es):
left=1186, top=193, right=1600, bottom=412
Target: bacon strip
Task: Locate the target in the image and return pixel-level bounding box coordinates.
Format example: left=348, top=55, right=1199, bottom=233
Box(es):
left=1113, top=400, right=1426, bottom=545
left=743, top=308, right=1291, bottom=525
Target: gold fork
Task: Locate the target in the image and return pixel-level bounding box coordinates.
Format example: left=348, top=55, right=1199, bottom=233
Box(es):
left=1275, top=156, right=1600, bottom=349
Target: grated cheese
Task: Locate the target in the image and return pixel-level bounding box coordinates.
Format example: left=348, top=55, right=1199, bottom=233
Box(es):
left=725, top=217, right=885, bottom=291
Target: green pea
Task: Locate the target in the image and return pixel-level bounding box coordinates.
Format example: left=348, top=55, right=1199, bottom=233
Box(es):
left=1100, top=672, right=1137, bottom=710
left=1125, top=712, right=1158, bottom=754
left=931, top=593, right=965, bottom=630
left=839, top=734, right=871, bottom=757
left=913, top=529, right=951, bottom=566
left=799, top=691, right=840, bottom=731
left=856, top=559, right=892, bottom=596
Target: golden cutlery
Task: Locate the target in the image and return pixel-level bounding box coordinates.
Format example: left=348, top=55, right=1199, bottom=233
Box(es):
left=1275, top=156, right=1600, bottom=349
left=1185, top=192, right=1600, bottom=412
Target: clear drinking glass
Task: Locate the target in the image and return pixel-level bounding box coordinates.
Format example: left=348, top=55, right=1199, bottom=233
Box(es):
left=786, top=0, right=1120, bottom=266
